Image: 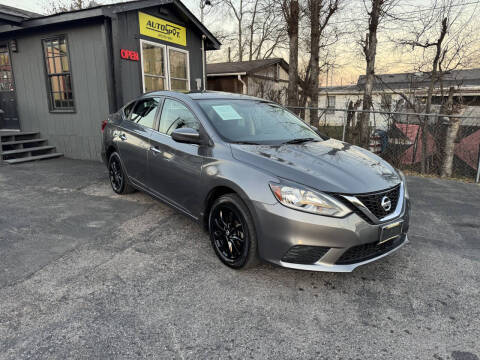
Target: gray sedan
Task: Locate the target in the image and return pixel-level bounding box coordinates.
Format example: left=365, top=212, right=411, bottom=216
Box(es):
left=101, top=91, right=410, bottom=272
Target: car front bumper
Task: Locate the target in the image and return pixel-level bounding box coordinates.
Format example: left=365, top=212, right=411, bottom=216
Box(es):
left=253, top=197, right=411, bottom=272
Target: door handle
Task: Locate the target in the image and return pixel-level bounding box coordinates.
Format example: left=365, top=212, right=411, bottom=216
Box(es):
left=119, top=134, right=127, bottom=141
left=150, top=146, right=161, bottom=155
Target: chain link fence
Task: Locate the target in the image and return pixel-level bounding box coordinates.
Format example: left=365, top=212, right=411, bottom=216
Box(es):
left=287, top=106, right=480, bottom=182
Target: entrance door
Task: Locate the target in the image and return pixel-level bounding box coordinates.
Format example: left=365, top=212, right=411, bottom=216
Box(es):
left=0, top=45, right=19, bottom=130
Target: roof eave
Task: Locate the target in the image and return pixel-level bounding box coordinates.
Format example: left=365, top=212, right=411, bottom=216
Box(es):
left=207, top=72, right=247, bottom=77
left=246, top=58, right=288, bottom=75
left=0, top=13, right=25, bottom=25
left=0, top=0, right=221, bottom=50
left=109, top=0, right=220, bottom=50
left=0, top=7, right=106, bottom=33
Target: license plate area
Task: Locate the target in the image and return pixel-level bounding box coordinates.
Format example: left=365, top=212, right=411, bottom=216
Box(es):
left=379, top=221, right=403, bottom=244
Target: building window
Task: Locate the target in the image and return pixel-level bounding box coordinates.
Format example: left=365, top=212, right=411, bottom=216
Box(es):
left=168, top=48, right=190, bottom=92
left=327, top=95, right=336, bottom=113
left=140, top=40, right=190, bottom=93
left=0, top=46, right=14, bottom=91
left=42, top=36, right=74, bottom=111
left=141, top=40, right=167, bottom=92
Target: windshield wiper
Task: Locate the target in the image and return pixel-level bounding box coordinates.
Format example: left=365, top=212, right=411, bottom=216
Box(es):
left=231, top=141, right=261, bottom=145
left=282, top=137, right=319, bottom=145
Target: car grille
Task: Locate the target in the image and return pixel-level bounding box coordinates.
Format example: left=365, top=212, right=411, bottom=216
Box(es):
left=336, top=235, right=405, bottom=265
left=281, top=245, right=330, bottom=265
left=355, top=184, right=400, bottom=219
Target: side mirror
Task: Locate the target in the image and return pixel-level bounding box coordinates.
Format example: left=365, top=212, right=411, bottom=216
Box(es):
left=171, top=127, right=203, bottom=145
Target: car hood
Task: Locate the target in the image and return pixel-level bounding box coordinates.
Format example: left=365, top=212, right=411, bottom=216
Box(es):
left=230, top=139, right=401, bottom=194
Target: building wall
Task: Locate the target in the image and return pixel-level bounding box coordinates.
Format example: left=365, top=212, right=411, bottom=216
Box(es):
left=7, top=20, right=110, bottom=160
left=247, top=77, right=288, bottom=105
left=247, top=65, right=289, bottom=104
left=317, top=90, right=480, bottom=128
left=254, top=65, right=289, bottom=81
left=207, top=64, right=289, bottom=104
left=317, top=92, right=402, bottom=127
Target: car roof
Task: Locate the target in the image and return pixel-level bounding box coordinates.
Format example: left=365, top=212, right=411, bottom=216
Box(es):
left=140, top=90, right=269, bottom=102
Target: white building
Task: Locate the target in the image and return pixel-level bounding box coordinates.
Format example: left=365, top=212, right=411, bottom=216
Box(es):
left=317, top=69, right=480, bottom=128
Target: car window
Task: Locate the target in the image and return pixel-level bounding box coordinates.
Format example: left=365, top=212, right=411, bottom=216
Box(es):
left=159, top=99, right=200, bottom=136
left=197, top=99, right=321, bottom=144
left=123, top=101, right=136, bottom=119
left=129, top=98, right=160, bottom=129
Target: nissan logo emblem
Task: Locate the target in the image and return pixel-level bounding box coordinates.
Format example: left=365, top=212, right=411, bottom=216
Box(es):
left=381, top=196, right=392, bottom=212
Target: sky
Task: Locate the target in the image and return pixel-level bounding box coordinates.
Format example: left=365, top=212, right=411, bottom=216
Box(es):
left=0, top=0, right=198, bottom=13
left=2, top=0, right=479, bottom=86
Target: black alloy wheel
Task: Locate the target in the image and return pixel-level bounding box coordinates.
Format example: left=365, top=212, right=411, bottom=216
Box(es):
left=209, top=194, right=258, bottom=269
left=108, top=152, right=134, bottom=194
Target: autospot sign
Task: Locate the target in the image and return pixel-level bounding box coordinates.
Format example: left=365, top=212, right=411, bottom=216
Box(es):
left=138, top=12, right=187, bottom=47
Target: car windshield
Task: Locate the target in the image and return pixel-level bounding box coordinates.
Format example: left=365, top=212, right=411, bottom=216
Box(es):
left=197, top=99, right=322, bottom=144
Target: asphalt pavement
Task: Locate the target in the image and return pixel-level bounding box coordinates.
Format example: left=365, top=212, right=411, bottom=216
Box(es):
left=0, top=158, right=479, bottom=360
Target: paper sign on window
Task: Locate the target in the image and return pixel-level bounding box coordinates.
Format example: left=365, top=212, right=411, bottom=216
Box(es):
left=212, top=105, right=243, bottom=120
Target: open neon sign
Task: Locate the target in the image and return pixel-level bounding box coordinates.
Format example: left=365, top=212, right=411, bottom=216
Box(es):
left=120, top=49, right=139, bottom=61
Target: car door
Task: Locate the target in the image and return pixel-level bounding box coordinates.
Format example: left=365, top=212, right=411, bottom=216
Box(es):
left=147, top=98, right=205, bottom=215
left=116, top=97, right=160, bottom=186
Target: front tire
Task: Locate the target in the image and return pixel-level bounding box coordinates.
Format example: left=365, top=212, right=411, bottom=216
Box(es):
left=108, top=152, right=135, bottom=195
left=208, top=194, right=258, bottom=269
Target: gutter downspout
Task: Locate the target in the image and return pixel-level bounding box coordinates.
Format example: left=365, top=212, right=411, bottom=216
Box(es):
left=238, top=74, right=246, bottom=94
left=103, top=17, right=117, bottom=113
left=202, top=35, right=206, bottom=91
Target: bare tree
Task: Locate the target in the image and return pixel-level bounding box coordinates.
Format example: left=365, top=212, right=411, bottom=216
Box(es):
left=440, top=87, right=464, bottom=177
left=282, top=0, right=301, bottom=108
left=219, top=0, right=286, bottom=62
left=247, top=0, right=286, bottom=60
left=345, top=99, right=362, bottom=142
left=397, top=0, right=479, bottom=173
left=247, top=0, right=261, bottom=60
left=355, top=0, right=396, bottom=148
left=221, top=0, right=247, bottom=61
left=44, top=0, right=99, bottom=14
left=198, top=0, right=223, bottom=23
left=304, top=0, right=340, bottom=129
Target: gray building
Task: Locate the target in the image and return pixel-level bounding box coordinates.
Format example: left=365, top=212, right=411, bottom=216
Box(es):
left=0, top=1, right=219, bottom=162
left=207, top=58, right=290, bottom=104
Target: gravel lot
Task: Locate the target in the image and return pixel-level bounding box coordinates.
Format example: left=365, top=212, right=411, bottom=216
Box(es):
left=0, top=158, right=479, bottom=360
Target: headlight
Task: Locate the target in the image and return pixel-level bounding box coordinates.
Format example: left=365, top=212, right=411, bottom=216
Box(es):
left=269, top=183, right=352, bottom=217
left=397, top=170, right=409, bottom=199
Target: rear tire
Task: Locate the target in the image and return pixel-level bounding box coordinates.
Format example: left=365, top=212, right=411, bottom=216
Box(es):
left=108, top=152, right=135, bottom=195
left=209, top=194, right=258, bottom=269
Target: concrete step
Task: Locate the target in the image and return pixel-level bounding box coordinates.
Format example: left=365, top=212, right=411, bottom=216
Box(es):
left=1, top=138, right=47, bottom=146
left=4, top=153, right=63, bottom=164
left=0, top=131, right=40, bottom=139
left=2, top=145, right=55, bottom=156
